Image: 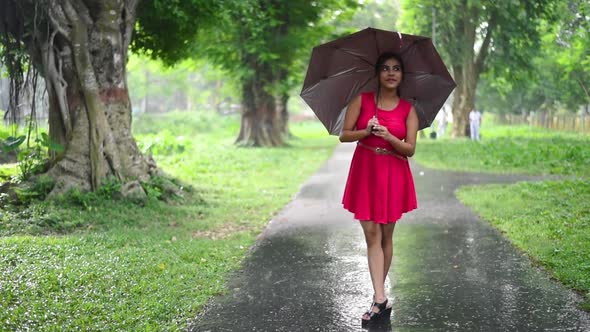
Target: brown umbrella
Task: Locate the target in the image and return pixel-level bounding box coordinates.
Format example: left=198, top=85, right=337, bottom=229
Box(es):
left=300, top=27, right=456, bottom=135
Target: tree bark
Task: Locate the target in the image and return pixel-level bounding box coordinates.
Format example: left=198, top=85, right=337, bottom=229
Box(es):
left=573, top=73, right=590, bottom=105
left=450, top=9, right=495, bottom=138
left=276, top=91, right=291, bottom=139
left=236, top=61, right=284, bottom=146
left=450, top=65, right=464, bottom=137
left=21, top=0, right=154, bottom=194
left=0, top=71, right=8, bottom=113
left=453, top=62, right=477, bottom=137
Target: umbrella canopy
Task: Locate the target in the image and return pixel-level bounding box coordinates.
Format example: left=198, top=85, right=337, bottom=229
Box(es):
left=300, top=27, right=456, bottom=135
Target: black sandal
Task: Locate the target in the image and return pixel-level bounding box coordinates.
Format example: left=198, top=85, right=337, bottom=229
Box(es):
left=361, top=298, right=392, bottom=326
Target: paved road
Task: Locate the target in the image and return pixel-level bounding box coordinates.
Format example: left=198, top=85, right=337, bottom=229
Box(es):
left=189, top=143, right=590, bottom=332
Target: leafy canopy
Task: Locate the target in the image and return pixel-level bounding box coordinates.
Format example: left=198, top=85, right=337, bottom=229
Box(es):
left=194, top=0, right=359, bottom=94
left=131, top=0, right=225, bottom=65
left=399, top=0, right=559, bottom=72
left=476, top=0, right=590, bottom=113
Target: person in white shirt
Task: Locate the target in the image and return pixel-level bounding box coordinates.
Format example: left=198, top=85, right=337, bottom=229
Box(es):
left=437, top=108, right=448, bottom=138
left=469, top=108, right=482, bottom=141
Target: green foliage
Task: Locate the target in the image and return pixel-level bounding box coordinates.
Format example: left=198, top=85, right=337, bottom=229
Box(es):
left=197, top=0, right=359, bottom=98
left=457, top=180, right=590, bottom=310
left=38, top=132, right=64, bottom=153
left=0, top=113, right=338, bottom=329
left=1, top=135, right=25, bottom=152
left=399, top=0, right=572, bottom=123
left=0, top=164, right=16, bottom=181
left=136, top=130, right=192, bottom=156
left=345, top=0, right=400, bottom=31
left=71, top=177, right=123, bottom=205
left=1, top=130, right=63, bottom=181
left=15, top=146, right=46, bottom=181
left=12, top=175, right=55, bottom=204
left=477, top=0, right=590, bottom=114
left=0, top=233, right=248, bottom=330
left=414, top=125, right=590, bottom=176
left=140, top=175, right=188, bottom=203
left=133, top=110, right=237, bottom=136
left=132, top=0, right=223, bottom=65
left=400, top=0, right=558, bottom=70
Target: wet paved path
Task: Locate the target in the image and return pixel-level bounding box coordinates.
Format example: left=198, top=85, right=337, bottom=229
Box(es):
left=189, top=143, right=590, bottom=332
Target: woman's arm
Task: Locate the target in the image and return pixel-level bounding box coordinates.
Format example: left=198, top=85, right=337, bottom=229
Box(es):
left=372, top=106, right=419, bottom=157
left=339, top=95, right=376, bottom=142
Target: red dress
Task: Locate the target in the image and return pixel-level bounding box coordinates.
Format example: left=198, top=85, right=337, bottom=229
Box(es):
left=342, top=92, right=417, bottom=224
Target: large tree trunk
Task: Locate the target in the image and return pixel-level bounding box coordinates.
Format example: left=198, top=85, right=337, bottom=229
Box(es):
left=27, top=0, right=154, bottom=194
left=450, top=65, right=464, bottom=137
left=276, top=91, right=291, bottom=139
left=450, top=8, right=495, bottom=138
left=236, top=62, right=284, bottom=146
left=0, top=70, right=8, bottom=113
left=452, top=63, right=478, bottom=138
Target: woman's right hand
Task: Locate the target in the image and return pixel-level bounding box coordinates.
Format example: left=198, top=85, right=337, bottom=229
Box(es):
left=366, top=116, right=379, bottom=135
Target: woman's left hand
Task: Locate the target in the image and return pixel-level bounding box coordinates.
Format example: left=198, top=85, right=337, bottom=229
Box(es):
left=371, top=125, right=393, bottom=141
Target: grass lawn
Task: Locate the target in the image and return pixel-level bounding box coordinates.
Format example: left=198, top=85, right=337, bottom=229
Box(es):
left=0, top=112, right=339, bottom=330
left=415, top=125, right=590, bottom=176
left=415, top=124, right=590, bottom=310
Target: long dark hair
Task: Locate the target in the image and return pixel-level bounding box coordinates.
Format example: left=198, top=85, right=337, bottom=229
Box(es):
left=374, top=52, right=404, bottom=109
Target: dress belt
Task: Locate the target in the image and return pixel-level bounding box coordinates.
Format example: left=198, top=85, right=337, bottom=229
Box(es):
left=357, top=142, right=407, bottom=161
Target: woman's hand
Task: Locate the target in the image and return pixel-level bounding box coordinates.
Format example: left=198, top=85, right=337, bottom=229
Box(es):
left=371, top=124, right=394, bottom=141
left=366, top=116, right=379, bottom=135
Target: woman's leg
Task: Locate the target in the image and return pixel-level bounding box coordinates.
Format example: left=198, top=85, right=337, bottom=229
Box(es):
left=361, top=221, right=386, bottom=306
left=381, top=223, right=396, bottom=283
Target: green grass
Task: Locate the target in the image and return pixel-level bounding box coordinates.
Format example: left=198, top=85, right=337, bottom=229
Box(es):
left=0, top=163, right=17, bottom=180
left=456, top=180, right=590, bottom=309
left=415, top=125, right=590, bottom=176
left=0, top=112, right=338, bottom=330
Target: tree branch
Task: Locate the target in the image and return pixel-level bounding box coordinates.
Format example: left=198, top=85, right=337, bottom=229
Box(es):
left=475, top=12, right=496, bottom=76
left=41, top=32, right=72, bottom=138
left=573, top=72, right=590, bottom=103
left=69, top=0, right=93, bottom=25
left=48, top=3, right=71, bottom=39
left=123, top=0, right=140, bottom=49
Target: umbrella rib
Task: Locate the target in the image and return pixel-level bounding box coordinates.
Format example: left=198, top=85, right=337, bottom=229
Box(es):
left=300, top=67, right=373, bottom=96
left=399, top=38, right=430, bottom=56
left=332, top=47, right=374, bottom=67
left=346, top=75, right=376, bottom=104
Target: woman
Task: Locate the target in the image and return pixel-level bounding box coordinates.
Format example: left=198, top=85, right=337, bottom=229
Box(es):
left=339, top=52, right=418, bottom=324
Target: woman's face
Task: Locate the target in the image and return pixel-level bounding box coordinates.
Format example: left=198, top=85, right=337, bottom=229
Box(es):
left=378, top=58, right=403, bottom=90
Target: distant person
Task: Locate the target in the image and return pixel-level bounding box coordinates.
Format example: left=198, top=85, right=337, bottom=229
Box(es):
left=339, top=52, right=418, bottom=325
left=469, top=108, right=482, bottom=141
left=437, top=108, right=448, bottom=138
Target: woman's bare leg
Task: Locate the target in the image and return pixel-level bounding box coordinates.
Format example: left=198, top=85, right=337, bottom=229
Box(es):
left=381, top=223, right=396, bottom=283
left=361, top=221, right=386, bottom=317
